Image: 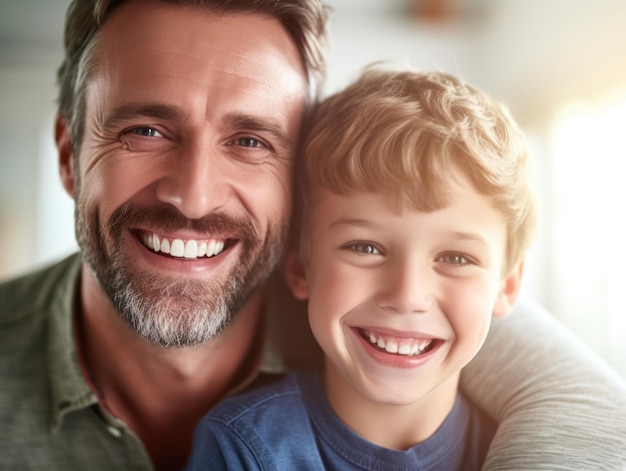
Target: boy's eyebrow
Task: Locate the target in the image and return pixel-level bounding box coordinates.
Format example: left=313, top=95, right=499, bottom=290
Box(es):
left=447, top=231, right=490, bottom=246
left=328, top=217, right=377, bottom=231
left=329, top=219, right=491, bottom=245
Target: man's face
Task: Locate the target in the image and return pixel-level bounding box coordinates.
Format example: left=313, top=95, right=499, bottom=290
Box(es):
left=62, top=0, right=308, bottom=347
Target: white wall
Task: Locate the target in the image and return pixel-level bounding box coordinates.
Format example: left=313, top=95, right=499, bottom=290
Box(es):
left=0, top=64, right=76, bottom=279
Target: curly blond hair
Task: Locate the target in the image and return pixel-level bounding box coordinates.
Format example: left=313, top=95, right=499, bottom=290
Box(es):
left=298, top=66, right=536, bottom=273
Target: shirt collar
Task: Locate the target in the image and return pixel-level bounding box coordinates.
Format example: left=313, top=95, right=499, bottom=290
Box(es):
left=46, top=254, right=98, bottom=433
left=44, top=255, right=317, bottom=430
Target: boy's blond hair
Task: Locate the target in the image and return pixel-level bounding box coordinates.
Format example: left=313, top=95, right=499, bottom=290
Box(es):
left=297, top=66, right=536, bottom=274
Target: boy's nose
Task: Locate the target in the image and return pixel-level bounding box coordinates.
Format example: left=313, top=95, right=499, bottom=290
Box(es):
left=375, top=260, right=433, bottom=314
left=155, top=142, right=230, bottom=220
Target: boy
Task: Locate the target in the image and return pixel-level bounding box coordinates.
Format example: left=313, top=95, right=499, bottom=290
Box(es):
left=184, top=67, right=536, bottom=470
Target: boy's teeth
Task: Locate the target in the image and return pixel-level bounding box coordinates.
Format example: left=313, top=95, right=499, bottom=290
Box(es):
left=365, top=329, right=434, bottom=356
left=141, top=232, right=226, bottom=259
left=385, top=340, right=398, bottom=354
left=398, top=344, right=412, bottom=355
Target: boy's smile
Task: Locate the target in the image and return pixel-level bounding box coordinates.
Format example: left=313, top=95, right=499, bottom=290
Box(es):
left=360, top=327, right=436, bottom=357
left=355, top=326, right=442, bottom=367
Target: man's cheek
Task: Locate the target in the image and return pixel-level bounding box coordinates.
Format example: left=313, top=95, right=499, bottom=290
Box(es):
left=83, top=160, right=162, bottom=211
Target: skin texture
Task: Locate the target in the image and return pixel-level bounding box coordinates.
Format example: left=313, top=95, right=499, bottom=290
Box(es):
left=55, top=1, right=308, bottom=469
left=287, top=174, right=522, bottom=450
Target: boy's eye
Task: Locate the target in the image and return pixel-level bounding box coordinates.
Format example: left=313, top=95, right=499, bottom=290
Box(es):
left=350, top=243, right=380, bottom=255
left=439, top=253, right=469, bottom=265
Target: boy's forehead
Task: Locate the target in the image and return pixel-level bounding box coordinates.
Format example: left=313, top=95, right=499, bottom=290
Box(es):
left=307, top=165, right=466, bottom=214
left=309, top=176, right=503, bottom=226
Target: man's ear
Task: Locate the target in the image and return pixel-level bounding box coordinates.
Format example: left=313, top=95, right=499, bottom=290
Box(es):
left=55, top=114, right=75, bottom=198
left=493, top=259, right=525, bottom=318
left=285, top=249, right=309, bottom=300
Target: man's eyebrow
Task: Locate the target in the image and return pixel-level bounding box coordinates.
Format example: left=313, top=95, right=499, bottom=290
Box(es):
left=101, top=106, right=293, bottom=149
left=102, top=103, right=186, bottom=128
left=329, top=219, right=491, bottom=245
left=225, top=113, right=292, bottom=150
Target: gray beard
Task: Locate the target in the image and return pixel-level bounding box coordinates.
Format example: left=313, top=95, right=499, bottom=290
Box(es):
left=75, top=201, right=285, bottom=348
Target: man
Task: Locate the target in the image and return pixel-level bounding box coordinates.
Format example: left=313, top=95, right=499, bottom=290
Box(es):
left=1, top=0, right=625, bottom=470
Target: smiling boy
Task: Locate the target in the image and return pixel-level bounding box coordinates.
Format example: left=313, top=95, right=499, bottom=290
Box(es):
left=184, top=67, right=535, bottom=470
left=298, top=183, right=521, bottom=453
left=294, top=71, right=532, bottom=453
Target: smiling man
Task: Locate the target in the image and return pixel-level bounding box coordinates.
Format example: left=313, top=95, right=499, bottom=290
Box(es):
left=1, top=0, right=626, bottom=470
left=4, top=2, right=321, bottom=469
left=67, top=4, right=307, bottom=350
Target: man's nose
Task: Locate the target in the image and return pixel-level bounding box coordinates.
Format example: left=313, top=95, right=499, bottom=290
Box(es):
left=155, top=141, right=230, bottom=219
left=375, top=258, right=433, bottom=314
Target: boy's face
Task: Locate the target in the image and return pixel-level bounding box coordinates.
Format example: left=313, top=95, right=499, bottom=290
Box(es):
left=287, top=173, right=522, bottom=418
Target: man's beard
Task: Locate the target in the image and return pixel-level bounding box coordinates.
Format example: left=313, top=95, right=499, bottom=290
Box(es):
left=75, top=200, right=286, bottom=348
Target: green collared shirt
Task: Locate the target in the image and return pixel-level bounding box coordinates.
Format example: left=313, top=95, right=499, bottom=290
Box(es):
left=0, top=254, right=321, bottom=470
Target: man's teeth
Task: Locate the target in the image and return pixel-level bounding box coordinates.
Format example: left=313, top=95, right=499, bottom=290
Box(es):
left=141, top=233, right=225, bottom=259
left=367, top=331, right=433, bottom=356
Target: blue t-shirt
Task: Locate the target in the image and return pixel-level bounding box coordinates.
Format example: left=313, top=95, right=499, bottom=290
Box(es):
left=185, top=371, right=496, bottom=470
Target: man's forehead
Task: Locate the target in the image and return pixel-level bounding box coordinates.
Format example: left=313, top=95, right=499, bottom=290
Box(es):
left=93, top=1, right=309, bottom=101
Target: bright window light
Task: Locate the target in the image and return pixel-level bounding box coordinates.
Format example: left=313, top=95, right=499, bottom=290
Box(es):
left=550, top=91, right=626, bottom=375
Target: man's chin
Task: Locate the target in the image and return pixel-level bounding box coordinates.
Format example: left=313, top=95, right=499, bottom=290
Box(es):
left=89, top=263, right=238, bottom=347
left=77, top=205, right=284, bottom=346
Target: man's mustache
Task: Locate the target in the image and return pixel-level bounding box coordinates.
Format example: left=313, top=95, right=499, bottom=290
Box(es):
left=105, top=202, right=261, bottom=242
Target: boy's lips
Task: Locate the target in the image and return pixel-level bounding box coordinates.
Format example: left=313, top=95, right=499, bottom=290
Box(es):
left=358, top=327, right=439, bottom=357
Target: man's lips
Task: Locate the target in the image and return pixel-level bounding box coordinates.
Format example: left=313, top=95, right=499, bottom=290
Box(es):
left=138, top=230, right=229, bottom=259
left=358, top=328, right=439, bottom=357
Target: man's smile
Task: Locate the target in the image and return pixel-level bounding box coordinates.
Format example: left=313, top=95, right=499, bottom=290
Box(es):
left=138, top=230, right=228, bottom=259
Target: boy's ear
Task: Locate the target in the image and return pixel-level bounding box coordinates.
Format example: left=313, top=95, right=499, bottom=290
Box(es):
left=56, top=114, right=76, bottom=198
left=492, top=259, right=525, bottom=318
left=285, top=250, right=309, bottom=300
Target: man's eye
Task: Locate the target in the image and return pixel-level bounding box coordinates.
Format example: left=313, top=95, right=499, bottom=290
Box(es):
left=439, top=254, right=469, bottom=265
left=129, top=127, right=162, bottom=137
left=235, top=137, right=262, bottom=148
left=350, top=243, right=380, bottom=255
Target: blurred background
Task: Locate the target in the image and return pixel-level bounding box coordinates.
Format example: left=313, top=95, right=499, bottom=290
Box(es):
left=1, top=0, right=625, bottom=377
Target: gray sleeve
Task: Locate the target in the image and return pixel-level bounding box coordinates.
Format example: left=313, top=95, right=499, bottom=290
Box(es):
left=461, top=298, right=626, bottom=470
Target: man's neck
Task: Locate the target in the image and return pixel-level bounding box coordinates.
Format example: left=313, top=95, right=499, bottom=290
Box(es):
left=76, top=265, right=265, bottom=470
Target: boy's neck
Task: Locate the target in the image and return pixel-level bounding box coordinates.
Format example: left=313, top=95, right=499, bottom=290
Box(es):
left=322, top=362, right=459, bottom=450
